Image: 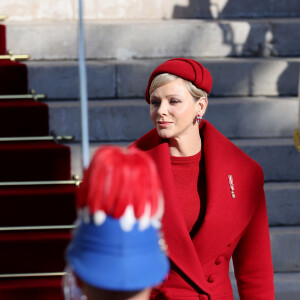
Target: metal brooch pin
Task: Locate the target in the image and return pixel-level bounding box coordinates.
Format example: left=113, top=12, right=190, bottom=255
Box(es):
left=228, top=175, right=236, bottom=198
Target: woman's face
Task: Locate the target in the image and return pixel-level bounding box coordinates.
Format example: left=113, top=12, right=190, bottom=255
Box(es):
left=149, top=78, right=202, bottom=140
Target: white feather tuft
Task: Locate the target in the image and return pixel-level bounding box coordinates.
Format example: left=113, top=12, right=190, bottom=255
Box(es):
left=138, top=202, right=151, bottom=231
left=94, top=210, right=107, bottom=226
left=119, top=205, right=136, bottom=232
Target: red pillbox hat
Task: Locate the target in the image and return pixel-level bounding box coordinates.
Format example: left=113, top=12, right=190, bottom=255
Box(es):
left=145, top=58, right=213, bottom=103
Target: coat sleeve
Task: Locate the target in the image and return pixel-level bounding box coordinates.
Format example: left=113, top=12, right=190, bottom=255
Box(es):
left=232, top=179, right=275, bottom=300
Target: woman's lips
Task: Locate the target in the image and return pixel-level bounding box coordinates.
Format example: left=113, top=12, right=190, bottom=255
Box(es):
left=157, top=121, right=173, bottom=128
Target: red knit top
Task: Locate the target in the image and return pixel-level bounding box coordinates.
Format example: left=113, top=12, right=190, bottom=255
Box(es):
left=170, top=151, right=206, bottom=235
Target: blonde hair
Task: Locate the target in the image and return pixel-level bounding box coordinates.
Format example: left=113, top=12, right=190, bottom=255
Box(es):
left=149, top=73, right=208, bottom=100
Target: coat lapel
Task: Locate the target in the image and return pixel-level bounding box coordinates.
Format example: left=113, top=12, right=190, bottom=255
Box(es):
left=193, top=121, right=263, bottom=264
left=132, top=129, right=210, bottom=291
left=146, top=144, right=210, bottom=291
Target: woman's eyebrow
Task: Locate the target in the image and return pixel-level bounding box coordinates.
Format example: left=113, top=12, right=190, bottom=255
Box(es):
left=151, top=94, right=182, bottom=100
left=166, top=94, right=182, bottom=98
left=150, top=95, right=160, bottom=100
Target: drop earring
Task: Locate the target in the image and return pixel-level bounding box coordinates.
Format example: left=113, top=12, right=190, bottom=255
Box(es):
left=196, top=114, right=202, bottom=124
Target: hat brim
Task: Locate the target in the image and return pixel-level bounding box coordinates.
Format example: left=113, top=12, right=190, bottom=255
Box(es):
left=66, top=218, right=169, bottom=291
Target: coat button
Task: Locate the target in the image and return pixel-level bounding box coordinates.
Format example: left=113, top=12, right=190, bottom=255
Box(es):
left=207, top=274, right=216, bottom=283
left=215, top=255, right=226, bottom=265
left=199, top=295, right=208, bottom=300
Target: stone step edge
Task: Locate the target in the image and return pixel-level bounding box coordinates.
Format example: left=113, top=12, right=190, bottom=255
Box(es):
left=230, top=272, right=300, bottom=299
left=67, top=141, right=298, bottom=179
left=25, top=57, right=300, bottom=64
left=46, top=96, right=299, bottom=103
left=65, top=138, right=295, bottom=147
left=5, top=18, right=300, bottom=24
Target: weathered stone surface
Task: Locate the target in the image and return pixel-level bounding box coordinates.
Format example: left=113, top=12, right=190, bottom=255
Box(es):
left=205, top=98, right=297, bottom=138
left=48, top=100, right=153, bottom=141
left=48, top=98, right=298, bottom=141
left=265, top=182, right=300, bottom=226
left=1, top=0, right=300, bottom=20
left=270, top=227, right=300, bottom=272
left=272, top=21, right=300, bottom=56
left=26, top=61, right=116, bottom=99
left=234, top=139, right=300, bottom=182
left=6, top=20, right=300, bottom=59
left=0, top=0, right=75, bottom=21
left=231, top=272, right=300, bottom=300
left=273, top=272, right=300, bottom=300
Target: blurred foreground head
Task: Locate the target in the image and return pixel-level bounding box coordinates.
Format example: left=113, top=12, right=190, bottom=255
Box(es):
left=65, top=146, right=169, bottom=300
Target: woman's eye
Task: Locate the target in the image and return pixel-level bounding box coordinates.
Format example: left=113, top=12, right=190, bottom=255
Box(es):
left=150, top=100, right=160, bottom=106
left=170, top=99, right=180, bottom=104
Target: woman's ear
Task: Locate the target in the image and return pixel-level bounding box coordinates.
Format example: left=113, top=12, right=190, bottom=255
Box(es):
left=196, top=97, right=208, bottom=117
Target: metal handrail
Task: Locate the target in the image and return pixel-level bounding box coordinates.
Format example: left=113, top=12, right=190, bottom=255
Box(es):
left=0, top=272, right=66, bottom=278
left=0, top=53, right=30, bottom=61
left=0, top=136, right=74, bottom=142
left=0, top=225, right=76, bottom=231
left=0, top=93, right=46, bottom=101
left=0, top=176, right=81, bottom=187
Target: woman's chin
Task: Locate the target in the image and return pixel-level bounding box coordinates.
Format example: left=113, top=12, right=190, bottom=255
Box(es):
left=156, top=128, right=174, bottom=139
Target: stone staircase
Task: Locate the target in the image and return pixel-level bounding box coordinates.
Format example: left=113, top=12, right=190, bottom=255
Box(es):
left=2, top=0, right=300, bottom=299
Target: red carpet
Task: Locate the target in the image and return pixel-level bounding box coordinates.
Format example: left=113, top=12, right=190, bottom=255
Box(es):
left=0, top=277, right=64, bottom=300
left=0, top=185, right=76, bottom=227
left=0, top=60, right=28, bottom=94
left=0, top=100, right=49, bottom=137
left=0, top=141, right=71, bottom=181
left=0, top=230, right=72, bottom=274
left=0, top=24, right=6, bottom=54
left=0, top=21, right=76, bottom=299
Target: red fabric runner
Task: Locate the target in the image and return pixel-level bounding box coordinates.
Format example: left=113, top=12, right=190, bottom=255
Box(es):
left=0, top=185, right=77, bottom=226
left=0, top=277, right=64, bottom=300
left=0, top=60, right=28, bottom=94
left=0, top=230, right=71, bottom=274
left=0, top=141, right=71, bottom=181
left=0, top=100, right=49, bottom=137
left=0, top=24, right=6, bottom=54
left=0, top=23, right=75, bottom=299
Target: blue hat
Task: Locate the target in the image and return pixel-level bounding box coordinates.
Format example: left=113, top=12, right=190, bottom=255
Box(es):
left=66, top=215, right=169, bottom=291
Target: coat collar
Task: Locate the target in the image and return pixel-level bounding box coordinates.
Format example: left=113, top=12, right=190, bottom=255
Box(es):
left=131, top=120, right=262, bottom=293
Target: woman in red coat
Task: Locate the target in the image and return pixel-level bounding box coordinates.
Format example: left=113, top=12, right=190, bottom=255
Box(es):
left=131, top=58, right=275, bottom=300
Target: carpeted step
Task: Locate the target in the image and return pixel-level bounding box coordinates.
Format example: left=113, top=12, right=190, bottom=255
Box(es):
left=0, top=24, right=6, bottom=54
left=0, top=100, right=49, bottom=137
left=0, top=230, right=71, bottom=274
left=0, top=185, right=77, bottom=227
left=0, top=141, right=71, bottom=181
left=0, top=276, right=64, bottom=300
left=0, top=60, right=27, bottom=94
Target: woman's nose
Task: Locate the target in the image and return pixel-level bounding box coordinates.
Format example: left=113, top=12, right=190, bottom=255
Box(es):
left=157, top=101, right=168, bottom=116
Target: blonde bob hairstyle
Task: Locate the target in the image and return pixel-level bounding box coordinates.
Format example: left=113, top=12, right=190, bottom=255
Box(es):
left=149, top=73, right=208, bottom=101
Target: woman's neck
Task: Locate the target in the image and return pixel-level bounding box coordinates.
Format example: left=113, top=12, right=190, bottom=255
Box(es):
left=168, top=130, right=201, bottom=157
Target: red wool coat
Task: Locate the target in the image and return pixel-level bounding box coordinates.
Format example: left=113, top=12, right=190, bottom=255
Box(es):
left=131, top=120, right=274, bottom=300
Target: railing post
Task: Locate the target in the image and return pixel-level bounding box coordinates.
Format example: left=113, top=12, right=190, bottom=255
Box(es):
left=78, top=0, right=90, bottom=169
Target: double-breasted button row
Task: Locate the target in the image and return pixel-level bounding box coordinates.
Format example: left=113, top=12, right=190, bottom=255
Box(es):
left=198, top=294, right=208, bottom=300
left=207, top=273, right=217, bottom=283
left=215, top=255, right=226, bottom=265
